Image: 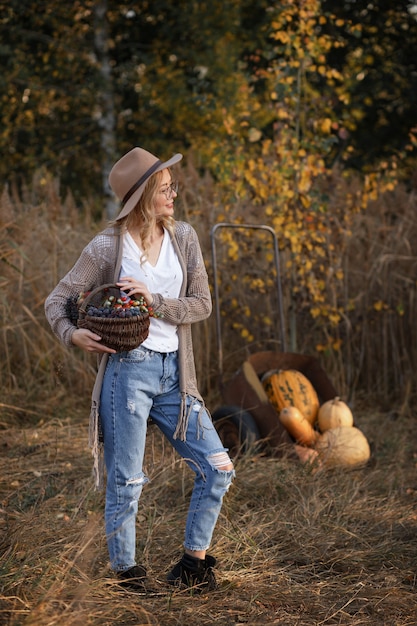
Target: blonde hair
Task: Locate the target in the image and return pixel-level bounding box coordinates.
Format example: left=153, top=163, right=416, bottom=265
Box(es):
left=113, top=169, right=175, bottom=264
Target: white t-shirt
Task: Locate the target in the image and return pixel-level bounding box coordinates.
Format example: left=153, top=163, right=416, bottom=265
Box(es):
left=120, top=229, right=183, bottom=352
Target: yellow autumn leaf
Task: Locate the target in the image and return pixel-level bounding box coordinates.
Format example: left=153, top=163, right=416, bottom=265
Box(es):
left=332, top=338, right=342, bottom=351
left=273, top=31, right=290, bottom=44
left=319, top=118, right=332, bottom=134
left=276, top=108, right=289, bottom=119
left=329, top=313, right=341, bottom=325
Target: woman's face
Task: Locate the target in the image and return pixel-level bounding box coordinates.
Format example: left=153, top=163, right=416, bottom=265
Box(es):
left=153, top=169, right=177, bottom=220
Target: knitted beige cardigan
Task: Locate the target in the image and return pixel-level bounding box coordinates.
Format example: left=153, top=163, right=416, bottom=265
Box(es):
left=44, top=221, right=212, bottom=488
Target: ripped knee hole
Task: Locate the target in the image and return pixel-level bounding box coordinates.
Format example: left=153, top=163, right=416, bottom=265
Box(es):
left=207, top=451, right=234, bottom=472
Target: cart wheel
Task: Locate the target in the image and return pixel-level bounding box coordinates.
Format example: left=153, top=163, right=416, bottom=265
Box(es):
left=212, top=405, right=260, bottom=457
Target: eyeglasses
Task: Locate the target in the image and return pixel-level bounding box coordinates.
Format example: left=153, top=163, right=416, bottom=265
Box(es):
left=159, top=181, right=179, bottom=199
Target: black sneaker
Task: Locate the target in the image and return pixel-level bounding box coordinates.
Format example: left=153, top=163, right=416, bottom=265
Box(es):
left=117, top=565, right=148, bottom=592
left=166, top=553, right=217, bottom=592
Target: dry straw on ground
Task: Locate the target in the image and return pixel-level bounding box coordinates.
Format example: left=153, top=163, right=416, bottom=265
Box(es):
left=1, top=172, right=417, bottom=624
left=0, top=401, right=416, bottom=625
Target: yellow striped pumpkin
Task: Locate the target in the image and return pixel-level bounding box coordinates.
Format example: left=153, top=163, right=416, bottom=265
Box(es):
left=262, top=369, right=320, bottom=425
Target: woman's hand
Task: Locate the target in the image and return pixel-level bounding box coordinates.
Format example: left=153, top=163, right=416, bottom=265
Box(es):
left=117, top=276, right=154, bottom=305
left=71, top=328, right=116, bottom=354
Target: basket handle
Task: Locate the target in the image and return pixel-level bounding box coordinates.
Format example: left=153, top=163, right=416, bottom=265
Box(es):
left=78, top=283, right=122, bottom=316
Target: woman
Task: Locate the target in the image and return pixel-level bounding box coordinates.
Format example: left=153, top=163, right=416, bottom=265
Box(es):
left=45, top=147, right=235, bottom=593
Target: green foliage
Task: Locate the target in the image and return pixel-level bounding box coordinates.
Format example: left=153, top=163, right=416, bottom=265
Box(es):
left=0, top=1, right=103, bottom=195
left=0, top=0, right=416, bottom=201
left=322, top=0, right=417, bottom=171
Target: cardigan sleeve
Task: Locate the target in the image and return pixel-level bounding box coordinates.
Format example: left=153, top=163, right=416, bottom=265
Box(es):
left=44, top=230, right=119, bottom=347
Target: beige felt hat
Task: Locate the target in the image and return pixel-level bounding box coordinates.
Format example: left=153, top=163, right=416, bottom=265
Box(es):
left=109, top=147, right=183, bottom=220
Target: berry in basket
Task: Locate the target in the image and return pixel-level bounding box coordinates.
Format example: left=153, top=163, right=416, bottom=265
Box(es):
left=86, top=295, right=151, bottom=319
left=67, top=284, right=162, bottom=352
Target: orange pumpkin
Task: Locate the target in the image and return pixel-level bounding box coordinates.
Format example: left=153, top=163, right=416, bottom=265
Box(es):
left=279, top=406, right=318, bottom=447
left=262, top=369, right=320, bottom=425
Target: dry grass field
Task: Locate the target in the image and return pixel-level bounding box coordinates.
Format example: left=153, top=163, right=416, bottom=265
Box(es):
left=1, top=172, right=417, bottom=624
left=0, top=397, right=416, bottom=625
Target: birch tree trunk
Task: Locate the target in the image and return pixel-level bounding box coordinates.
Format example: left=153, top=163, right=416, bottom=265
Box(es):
left=94, top=0, right=118, bottom=219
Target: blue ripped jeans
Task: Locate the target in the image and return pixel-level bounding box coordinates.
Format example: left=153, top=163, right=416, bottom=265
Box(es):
left=100, top=346, right=235, bottom=572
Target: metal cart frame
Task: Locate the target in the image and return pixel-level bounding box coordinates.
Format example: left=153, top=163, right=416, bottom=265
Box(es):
left=210, top=222, right=338, bottom=457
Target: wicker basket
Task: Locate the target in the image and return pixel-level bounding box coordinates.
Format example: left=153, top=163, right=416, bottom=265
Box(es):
left=77, top=284, right=150, bottom=352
